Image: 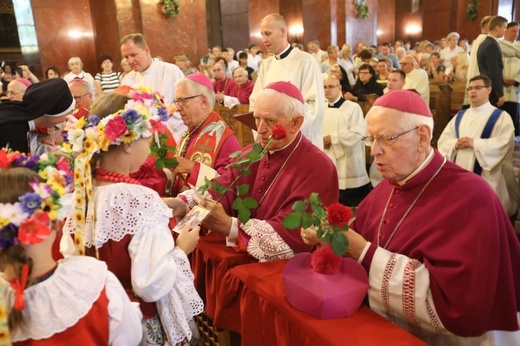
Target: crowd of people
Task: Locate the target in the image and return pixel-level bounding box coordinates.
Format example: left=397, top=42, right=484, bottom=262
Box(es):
left=0, top=11, right=519, bottom=346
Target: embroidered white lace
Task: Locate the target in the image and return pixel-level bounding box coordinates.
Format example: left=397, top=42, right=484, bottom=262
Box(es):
left=242, top=219, right=295, bottom=262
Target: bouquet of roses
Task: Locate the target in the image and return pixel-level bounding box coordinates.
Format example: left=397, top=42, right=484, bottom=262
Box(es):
left=200, top=124, right=287, bottom=224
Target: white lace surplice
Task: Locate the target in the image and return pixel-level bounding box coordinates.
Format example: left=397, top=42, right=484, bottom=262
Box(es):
left=63, top=183, right=203, bottom=344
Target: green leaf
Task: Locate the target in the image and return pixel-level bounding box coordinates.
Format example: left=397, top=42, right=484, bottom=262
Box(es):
left=331, top=231, right=349, bottom=256
left=232, top=197, right=244, bottom=211
left=199, top=177, right=211, bottom=194
left=246, top=150, right=261, bottom=162
left=242, top=197, right=259, bottom=209
left=308, top=193, right=322, bottom=205
left=282, top=212, right=302, bottom=229
left=301, top=213, right=315, bottom=229
left=252, top=143, right=263, bottom=153
left=163, top=158, right=179, bottom=169
left=240, top=167, right=251, bottom=175
left=237, top=206, right=251, bottom=224
left=237, top=184, right=249, bottom=196
left=311, top=202, right=326, bottom=218
left=155, top=158, right=164, bottom=170
left=215, top=185, right=229, bottom=195
left=292, top=201, right=307, bottom=213
left=229, top=150, right=243, bottom=158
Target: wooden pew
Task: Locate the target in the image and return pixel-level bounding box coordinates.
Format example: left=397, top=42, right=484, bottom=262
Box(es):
left=429, top=82, right=452, bottom=148
left=450, top=81, right=466, bottom=115
left=356, top=93, right=378, bottom=116
left=213, top=104, right=255, bottom=147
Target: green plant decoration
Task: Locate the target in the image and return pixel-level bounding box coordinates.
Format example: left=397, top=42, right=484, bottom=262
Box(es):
left=466, top=0, right=480, bottom=21
left=355, top=1, right=369, bottom=19
left=160, top=0, right=180, bottom=18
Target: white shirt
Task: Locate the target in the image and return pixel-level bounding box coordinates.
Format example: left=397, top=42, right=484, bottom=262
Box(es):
left=404, top=68, right=430, bottom=104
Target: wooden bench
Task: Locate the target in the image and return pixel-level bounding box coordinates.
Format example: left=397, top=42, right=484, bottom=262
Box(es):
left=450, top=81, right=466, bottom=115
left=213, top=104, right=255, bottom=148
left=429, top=82, right=452, bottom=148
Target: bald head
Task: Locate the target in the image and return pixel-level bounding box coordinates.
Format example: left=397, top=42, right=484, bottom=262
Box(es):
left=323, top=75, right=342, bottom=103
left=233, top=67, right=249, bottom=86
left=260, top=13, right=288, bottom=55
left=6, top=80, right=27, bottom=101
left=399, top=55, right=416, bottom=74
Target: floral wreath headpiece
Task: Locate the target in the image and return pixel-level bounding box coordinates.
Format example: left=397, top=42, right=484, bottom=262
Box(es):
left=62, top=88, right=170, bottom=254
left=0, top=149, right=73, bottom=248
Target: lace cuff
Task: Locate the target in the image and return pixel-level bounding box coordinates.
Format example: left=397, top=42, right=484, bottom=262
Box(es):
left=156, top=247, right=204, bottom=344
left=241, top=219, right=295, bottom=262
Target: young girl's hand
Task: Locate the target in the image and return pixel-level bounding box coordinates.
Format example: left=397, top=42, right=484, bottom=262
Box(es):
left=176, top=222, right=200, bottom=255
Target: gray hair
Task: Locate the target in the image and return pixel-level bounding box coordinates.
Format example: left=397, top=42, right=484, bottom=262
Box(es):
left=68, top=57, right=83, bottom=69
left=175, top=78, right=215, bottom=106
left=255, top=88, right=304, bottom=120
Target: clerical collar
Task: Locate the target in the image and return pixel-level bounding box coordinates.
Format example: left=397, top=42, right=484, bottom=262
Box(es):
left=396, top=148, right=435, bottom=186
left=275, top=45, right=293, bottom=60
left=328, top=96, right=345, bottom=108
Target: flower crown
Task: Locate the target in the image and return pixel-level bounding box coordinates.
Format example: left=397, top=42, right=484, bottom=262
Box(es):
left=62, top=88, right=169, bottom=155
left=0, top=150, right=73, bottom=248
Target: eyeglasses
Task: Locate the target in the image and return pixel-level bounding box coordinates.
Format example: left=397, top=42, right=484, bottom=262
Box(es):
left=358, top=71, right=371, bottom=75
left=466, top=85, right=488, bottom=92
left=73, top=92, right=91, bottom=101
left=362, top=126, right=419, bottom=147
left=323, top=84, right=340, bottom=89
left=6, top=90, right=23, bottom=96
left=173, top=94, right=202, bottom=108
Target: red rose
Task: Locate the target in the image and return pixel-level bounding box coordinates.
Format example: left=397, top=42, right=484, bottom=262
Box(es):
left=18, top=212, right=51, bottom=245
left=326, top=203, right=353, bottom=228
left=271, top=124, right=287, bottom=140
left=104, top=116, right=129, bottom=141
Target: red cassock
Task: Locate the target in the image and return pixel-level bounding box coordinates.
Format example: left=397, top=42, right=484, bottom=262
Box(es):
left=352, top=150, right=520, bottom=338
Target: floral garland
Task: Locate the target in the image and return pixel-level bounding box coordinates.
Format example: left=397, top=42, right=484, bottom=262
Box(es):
left=466, top=0, right=480, bottom=21
left=160, top=0, right=180, bottom=18
left=355, top=1, right=369, bottom=19
left=0, top=150, right=73, bottom=248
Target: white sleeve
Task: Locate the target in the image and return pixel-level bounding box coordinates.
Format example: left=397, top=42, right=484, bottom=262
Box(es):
left=367, top=247, right=447, bottom=336
left=437, top=117, right=459, bottom=161
left=331, top=104, right=365, bottom=160
left=127, top=222, right=179, bottom=302
left=106, top=271, right=143, bottom=346
left=473, top=112, right=515, bottom=171
left=241, top=218, right=295, bottom=262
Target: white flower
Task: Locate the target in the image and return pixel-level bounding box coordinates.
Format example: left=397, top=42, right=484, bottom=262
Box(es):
left=68, top=128, right=85, bottom=152
left=0, top=203, right=29, bottom=226
left=57, top=193, right=73, bottom=220
left=134, top=119, right=152, bottom=138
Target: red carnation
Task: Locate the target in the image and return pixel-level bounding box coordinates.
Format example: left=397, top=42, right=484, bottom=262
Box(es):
left=104, top=116, right=128, bottom=141
left=311, top=245, right=342, bottom=274
left=271, top=124, right=287, bottom=140
left=326, top=203, right=353, bottom=228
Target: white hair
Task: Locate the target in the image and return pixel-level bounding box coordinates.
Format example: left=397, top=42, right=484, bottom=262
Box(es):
left=175, top=78, right=215, bottom=105
left=68, top=57, right=83, bottom=68
left=368, top=106, right=434, bottom=133
left=255, top=88, right=304, bottom=120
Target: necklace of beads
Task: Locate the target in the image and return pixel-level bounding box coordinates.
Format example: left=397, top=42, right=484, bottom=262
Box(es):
left=95, top=169, right=141, bottom=185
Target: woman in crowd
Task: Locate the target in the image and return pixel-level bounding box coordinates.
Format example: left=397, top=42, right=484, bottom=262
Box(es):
left=45, top=66, right=61, bottom=79
left=330, top=64, right=351, bottom=95
left=446, top=51, right=470, bottom=83
left=120, top=58, right=132, bottom=80
left=427, top=52, right=446, bottom=81
left=1, top=64, right=14, bottom=90
left=345, top=63, right=383, bottom=102
left=340, top=43, right=356, bottom=87
left=61, top=90, right=203, bottom=345
left=0, top=150, right=142, bottom=344
left=94, top=55, right=122, bottom=95
left=376, top=58, right=391, bottom=89
left=322, top=45, right=348, bottom=75
left=62, top=57, right=96, bottom=98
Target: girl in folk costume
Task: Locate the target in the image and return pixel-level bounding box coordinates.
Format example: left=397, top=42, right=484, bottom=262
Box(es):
left=0, top=150, right=142, bottom=345
left=60, top=89, right=203, bottom=345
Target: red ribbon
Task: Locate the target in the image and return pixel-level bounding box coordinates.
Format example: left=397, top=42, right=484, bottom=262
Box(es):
left=10, top=264, right=29, bottom=311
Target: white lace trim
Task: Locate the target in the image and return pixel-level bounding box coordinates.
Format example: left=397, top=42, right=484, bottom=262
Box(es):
left=157, top=247, right=204, bottom=344
left=7, top=256, right=107, bottom=342
left=241, top=219, right=295, bottom=262
left=64, top=184, right=171, bottom=248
